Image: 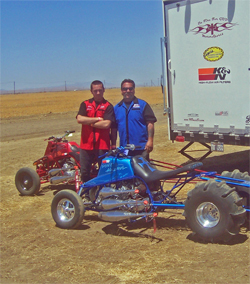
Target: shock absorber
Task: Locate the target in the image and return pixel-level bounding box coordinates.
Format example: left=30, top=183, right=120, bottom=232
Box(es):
left=74, top=166, right=81, bottom=193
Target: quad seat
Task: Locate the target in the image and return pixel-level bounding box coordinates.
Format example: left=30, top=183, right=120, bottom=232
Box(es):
left=132, top=156, right=202, bottom=183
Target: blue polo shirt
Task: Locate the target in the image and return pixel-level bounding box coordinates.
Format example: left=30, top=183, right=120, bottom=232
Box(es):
left=114, top=97, right=157, bottom=148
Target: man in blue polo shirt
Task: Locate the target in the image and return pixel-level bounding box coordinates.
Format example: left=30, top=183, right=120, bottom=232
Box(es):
left=111, top=79, right=157, bottom=159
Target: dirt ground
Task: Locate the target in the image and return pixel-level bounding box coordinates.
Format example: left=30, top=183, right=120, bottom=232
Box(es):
left=1, top=104, right=250, bottom=284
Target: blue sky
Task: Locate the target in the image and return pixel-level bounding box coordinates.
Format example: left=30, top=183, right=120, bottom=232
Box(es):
left=1, top=0, right=164, bottom=91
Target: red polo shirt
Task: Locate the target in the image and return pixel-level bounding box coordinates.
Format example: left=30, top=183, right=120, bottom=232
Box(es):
left=77, top=98, right=114, bottom=150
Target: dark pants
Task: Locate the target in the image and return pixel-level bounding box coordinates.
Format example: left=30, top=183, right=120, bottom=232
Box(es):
left=128, top=149, right=149, bottom=161
left=80, top=149, right=107, bottom=183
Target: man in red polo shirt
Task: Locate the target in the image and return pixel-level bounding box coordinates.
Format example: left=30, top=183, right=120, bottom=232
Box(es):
left=76, top=80, right=115, bottom=184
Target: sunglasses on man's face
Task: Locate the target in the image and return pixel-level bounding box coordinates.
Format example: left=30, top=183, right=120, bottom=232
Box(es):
left=121, top=87, right=134, bottom=92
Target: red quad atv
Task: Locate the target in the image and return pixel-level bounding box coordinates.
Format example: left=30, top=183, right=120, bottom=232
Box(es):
left=15, top=130, right=98, bottom=196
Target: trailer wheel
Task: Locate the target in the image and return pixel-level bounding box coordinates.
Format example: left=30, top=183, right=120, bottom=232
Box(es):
left=221, top=170, right=250, bottom=222
left=15, top=167, right=40, bottom=196
left=184, top=180, right=245, bottom=242
left=51, top=190, right=85, bottom=229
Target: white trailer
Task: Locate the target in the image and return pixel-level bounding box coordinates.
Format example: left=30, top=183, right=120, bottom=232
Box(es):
left=161, top=0, right=250, bottom=159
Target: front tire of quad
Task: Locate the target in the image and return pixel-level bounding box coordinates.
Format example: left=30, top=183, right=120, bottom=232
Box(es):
left=51, top=190, right=85, bottom=229
left=15, top=167, right=40, bottom=196
left=184, top=180, right=245, bottom=242
left=221, top=170, right=250, bottom=222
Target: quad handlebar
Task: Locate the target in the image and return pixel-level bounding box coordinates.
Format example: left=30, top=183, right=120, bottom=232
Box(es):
left=103, top=144, right=142, bottom=158
left=46, top=130, right=75, bottom=142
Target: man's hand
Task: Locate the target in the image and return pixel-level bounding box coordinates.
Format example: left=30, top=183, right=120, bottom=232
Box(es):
left=92, top=119, right=111, bottom=129
left=77, top=115, right=103, bottom=125
left=145, top=140, right=153, bottom=153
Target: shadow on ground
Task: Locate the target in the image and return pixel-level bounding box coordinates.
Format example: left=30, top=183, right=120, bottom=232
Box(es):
left=182, top=150, right=250, bottom=173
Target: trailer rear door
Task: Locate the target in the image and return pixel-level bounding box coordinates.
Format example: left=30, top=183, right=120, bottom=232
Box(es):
left=162, top=0, right=250, bottom=146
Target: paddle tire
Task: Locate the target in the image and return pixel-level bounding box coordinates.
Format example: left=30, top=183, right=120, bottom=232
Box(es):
left=221, top=170, right=250, bottom=222
left=184, top=180, right=246, bottom=242
left=51, top=190, right=85, bottom=229
left=221, top=169, right=250, bottom=189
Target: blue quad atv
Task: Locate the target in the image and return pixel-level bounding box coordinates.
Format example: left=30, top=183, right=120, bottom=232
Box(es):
left=51, top=145, right=249, bottom=243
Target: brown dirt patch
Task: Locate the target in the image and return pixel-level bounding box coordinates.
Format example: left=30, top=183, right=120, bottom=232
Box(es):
left=0, top=90, right=250, bottom=284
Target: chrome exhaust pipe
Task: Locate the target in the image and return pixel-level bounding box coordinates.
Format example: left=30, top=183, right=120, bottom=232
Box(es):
left=100, top=198, right=150, bottom=210
left=50, top=176, right=74, bottom=184
left=98, top=210, right=154, bottom=222
left=48, top=168, right=62, bottom=177
left=49, top=166, right=75, bottom=177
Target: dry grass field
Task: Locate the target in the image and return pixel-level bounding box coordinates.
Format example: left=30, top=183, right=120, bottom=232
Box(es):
left=0, top=87, right=250, bottom=284
left=0, top=87, right=163, bottom=118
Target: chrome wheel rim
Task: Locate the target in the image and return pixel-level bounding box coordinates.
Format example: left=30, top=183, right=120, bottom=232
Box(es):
left=21, top=175, right=32, bottom=191
left=57, top=198, right=75, bottom=222
left=196, top=202, right=220, bottom=228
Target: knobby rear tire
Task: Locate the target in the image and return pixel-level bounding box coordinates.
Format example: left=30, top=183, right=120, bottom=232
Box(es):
left=221, top=170, right=250, bottom=222
left=184, top=180, right=245, bottom=243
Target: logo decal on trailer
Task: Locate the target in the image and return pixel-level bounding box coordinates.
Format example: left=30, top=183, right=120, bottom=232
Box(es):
left=198, top=67, right=231, bottom=84
left=203, top=47, right=224, bottom=62
left=215, top=111, right=229, bottom=116
left=184, top=113, right=204, bottom=122
left=190, top=17, right=237, bottom=38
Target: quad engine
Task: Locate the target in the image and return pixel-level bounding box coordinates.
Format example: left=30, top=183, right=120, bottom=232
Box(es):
left=93, top=181, right=154, bottom=222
